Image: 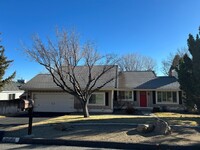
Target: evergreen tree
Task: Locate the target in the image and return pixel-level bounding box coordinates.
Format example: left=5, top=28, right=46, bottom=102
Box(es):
left=0, top=40, right=16, bottom=91
left=177, top=28, right=200, bottom=111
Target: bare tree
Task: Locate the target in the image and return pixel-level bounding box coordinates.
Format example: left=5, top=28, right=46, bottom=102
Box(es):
left=161, top=48, right=188, bottom=75
left=118, top=53, right=157, bottom=72
left=23, top=29, right=118, bottom=117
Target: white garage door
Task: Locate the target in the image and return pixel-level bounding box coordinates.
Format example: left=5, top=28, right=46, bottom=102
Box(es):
left=33, top=92, right=74, bottom=112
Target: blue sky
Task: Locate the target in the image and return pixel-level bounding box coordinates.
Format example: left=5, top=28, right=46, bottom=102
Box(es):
left=1, top=0, right=200, bottom=80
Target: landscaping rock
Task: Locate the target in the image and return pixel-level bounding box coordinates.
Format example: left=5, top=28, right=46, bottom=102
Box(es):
left=153, top=119, right=171, bottom=135
left=136, top=124, right=154, bottom=133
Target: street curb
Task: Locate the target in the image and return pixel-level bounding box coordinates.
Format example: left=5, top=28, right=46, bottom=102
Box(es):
left=16, top=138, right=200, bottom=150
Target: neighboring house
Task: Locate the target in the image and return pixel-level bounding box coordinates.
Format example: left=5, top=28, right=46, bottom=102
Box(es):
left=21, top=67, right=183, bottom=113
left=0, top=81, right=25, bottom=100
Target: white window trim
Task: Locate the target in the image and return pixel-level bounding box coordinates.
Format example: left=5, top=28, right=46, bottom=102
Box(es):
left=118, top=91, right=133, bottom=101
left=156, top=91, right=179, bottom=104
left=89, top=92, right=105, bottom=106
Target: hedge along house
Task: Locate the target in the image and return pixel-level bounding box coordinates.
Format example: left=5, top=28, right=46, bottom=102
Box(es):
left=21, top=67, right=183, bottom=113
left=114, top=71, right=183, bottom=111
left=21, top=66, right=118, bottom=113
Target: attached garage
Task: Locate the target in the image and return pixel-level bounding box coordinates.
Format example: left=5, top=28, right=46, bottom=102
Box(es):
left=32, top=92, right=75, bottom=112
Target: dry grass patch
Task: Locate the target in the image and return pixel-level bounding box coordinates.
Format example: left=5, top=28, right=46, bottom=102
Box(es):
left=154, top=112, right=200, bottom=118
left=154, top=112, right=200, bottom=126
left=0, top=115, right=5, bottom=119
left=31, top=113, right=200, bottom=127
left=7, top=115, right=155, bottom=132
left=35, top=114, right=155, bottom=125
left=7, top=113, right=200, bottom=132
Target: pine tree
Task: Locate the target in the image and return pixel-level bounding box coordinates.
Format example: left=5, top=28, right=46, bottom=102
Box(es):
left=0, top=41, right=16, bottom=91
left=177, top=28, right=200, bottom=111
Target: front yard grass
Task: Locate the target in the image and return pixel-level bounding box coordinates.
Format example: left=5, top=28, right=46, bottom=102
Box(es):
left=34, top=113, right=200, bottom=127
left=35, top=115, right=155, bottom=125
left=0, top=115, right=5, bottom=119
left=154, top=112, right=200, bottom=126
left=7, top=113, right=200, bottom=132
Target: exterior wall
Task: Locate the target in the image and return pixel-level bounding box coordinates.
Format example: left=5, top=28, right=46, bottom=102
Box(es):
left=28, top=90, right=113, bottom=113
left=0, top=99, right=22, bottom=115
left=152, top=103, right=184, bottom=111
left=0, top=91, right=24, bottom=100
left=114, top=91, right=153, bottom=108
left=133, top=91, right=139, bottom=107
left=114, top=90, right=184, bottom=111
left=132, top=91, right=153, bottom=107
left=32, top=92, right=75, bottom=112
left=74, top=90, right=113, bottom=113
left=113, top=90, right=134, bottom=109
left=152, top=90, right=185, bottom=111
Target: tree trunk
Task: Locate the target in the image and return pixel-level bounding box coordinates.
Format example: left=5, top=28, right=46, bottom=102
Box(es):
left=83, top=101, right=89, bottom=118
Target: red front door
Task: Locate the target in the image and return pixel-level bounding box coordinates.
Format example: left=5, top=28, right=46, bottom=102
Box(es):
left=140, top=91, right=147, bottom=107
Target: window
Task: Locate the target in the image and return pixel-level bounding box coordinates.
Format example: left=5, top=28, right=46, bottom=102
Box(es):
left=157, top=92, right=162, bottom=102
left=8, top=94, right=15, bottom=100
left=118, top=91, right=132, bottom=101
left=89, top=93, right=105, bottom=105
left=156, top=91, right=177, bottom=104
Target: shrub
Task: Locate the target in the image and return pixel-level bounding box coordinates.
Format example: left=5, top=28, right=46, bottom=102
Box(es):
left=125, top=104, right=135, bottom=114
left=152, top=107, right=160, bottom=113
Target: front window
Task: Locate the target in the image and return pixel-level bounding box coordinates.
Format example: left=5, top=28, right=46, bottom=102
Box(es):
left=157, top=91, right=177, bottom=104
left=89, top=93, right=105, bottom=105
left=8, top=94, right=15, bottom=100
left=118, top=91, right=132, bottom=101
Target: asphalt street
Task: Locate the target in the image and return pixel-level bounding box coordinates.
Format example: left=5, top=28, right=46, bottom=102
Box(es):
left=0, top=143, right=117, bottom=150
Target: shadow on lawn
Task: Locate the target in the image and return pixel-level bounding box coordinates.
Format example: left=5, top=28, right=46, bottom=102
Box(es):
left=3, top=114, right=200, bottom=149
left=4, top=121, right=200, bottom=149
left=6, top=112, right=71, bottom=118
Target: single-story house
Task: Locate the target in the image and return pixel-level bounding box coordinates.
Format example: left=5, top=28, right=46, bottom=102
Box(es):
left=0, top=81, right=25, bottom=100
left=21, top=66, right=183, bottom=113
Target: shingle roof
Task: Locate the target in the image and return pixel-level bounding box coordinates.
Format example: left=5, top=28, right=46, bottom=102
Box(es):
left=135, top=76, right=180, bottom=90
left=21, top=66, right=117, bottom=91
left=22, top=69, right=180, bottom=91
left=2, top=81, right=24, bottom=91
left=118, top=71, right=156, bottom=89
